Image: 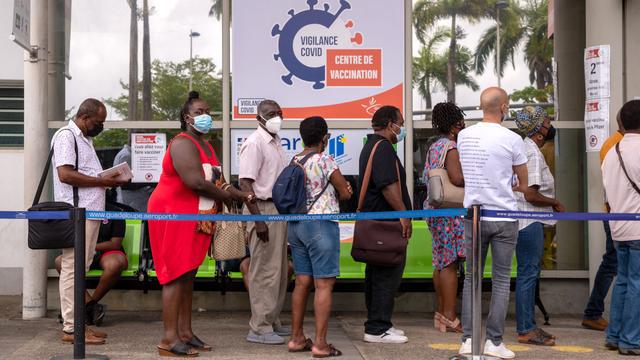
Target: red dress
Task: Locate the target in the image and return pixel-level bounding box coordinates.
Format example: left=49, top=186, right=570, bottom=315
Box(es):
left=147, top=133, right=219, bottom=285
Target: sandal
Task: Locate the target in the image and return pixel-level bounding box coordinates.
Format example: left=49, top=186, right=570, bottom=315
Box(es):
left=436, top=313, right=462, bottom=333
left=185, top=335, right=212, bottom=352
left=157, top=341, right=199, bottom=357
left=288, top=338, right=313, bottom=352
left=517, top=328, right=555, bottom=346
left=537, top=327, right=557, bottom=340
left=312, top=344, right=342, bottom=358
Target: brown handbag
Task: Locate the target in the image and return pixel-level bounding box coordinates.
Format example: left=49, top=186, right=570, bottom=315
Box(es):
left=351, top=140, right=408, bottom=267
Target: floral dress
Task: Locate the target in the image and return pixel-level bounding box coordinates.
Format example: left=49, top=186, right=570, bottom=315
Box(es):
left=422, top=137, right=465, bottom=270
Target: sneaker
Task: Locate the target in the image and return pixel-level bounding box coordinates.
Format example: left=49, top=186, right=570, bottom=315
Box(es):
left=246, top=330, right=285, bottom=345
left=619, top=347, right=640, bottom=356
left=363, top=331, right=408, bottom=344
left=483, top=339, right=515, bottom=359
left=459, top=338, right=472, bottom=355
left=605, top=341, right=619, bottom=351
left=388, top=327, right=405, bottom=336
left=274, top=324, right=292, bottom=337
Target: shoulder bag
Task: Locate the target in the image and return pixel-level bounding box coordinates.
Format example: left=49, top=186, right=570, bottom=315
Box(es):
left=427, top=141, right=464, bottom=208
left=212, top=201, right=247, bottom=261
left=616, top=142, right=640, bottom=196
left=351, top=140, right=407, bottom=267
left=28, top=129, right=79, bottom=249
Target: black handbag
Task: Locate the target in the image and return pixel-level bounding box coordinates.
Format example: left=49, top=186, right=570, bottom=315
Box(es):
left=351, top=140, right=408, bottom=267
left=28, top=129, right=79, bottom=249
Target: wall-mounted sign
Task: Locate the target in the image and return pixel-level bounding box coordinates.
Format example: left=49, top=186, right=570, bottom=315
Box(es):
left=131, top=133, right=166, bottom=183
left=230, top=128, right=404, bottom=176
left=11, top=0, right=30, bottom=51
left=584, top=45, right=610, bottom=100
left=232, top=0, right=405, bottom=120
left=584, top=99, right=609, bottom=153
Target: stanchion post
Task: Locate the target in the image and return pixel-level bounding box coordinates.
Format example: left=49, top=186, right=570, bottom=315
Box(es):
left=471, top=204, right=483, bottom=358
left=73, top=207, right=86, bottom=359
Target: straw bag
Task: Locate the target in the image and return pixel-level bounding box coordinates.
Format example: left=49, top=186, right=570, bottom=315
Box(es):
left=427, top=143, right=464, bottom=208
left=212, top=204, right=246, bottom=260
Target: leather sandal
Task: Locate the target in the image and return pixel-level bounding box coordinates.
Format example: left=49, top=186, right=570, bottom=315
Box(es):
left=288, top=338, right=313, bottom=352
left=185, top=335, right=212, bottom=352
left=157, top=341, right=199, bottom=357
left=436, top=313, right=462, bottom=333
left=518, top=328, right=555, bottom=346
left=312, top=344, right=342, bottom=358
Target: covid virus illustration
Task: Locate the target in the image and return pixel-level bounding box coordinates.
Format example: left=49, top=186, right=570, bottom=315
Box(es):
left=271, top=0, right=362, bottom=90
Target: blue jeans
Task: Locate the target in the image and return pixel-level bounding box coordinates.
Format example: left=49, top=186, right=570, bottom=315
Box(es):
left=584, top=221, right=618, bottom=320
left=287, top=220, right=340, bottom=278
left=515, top=222, right=544, bottom=334
left=606, top=240, right=640, bottom=350
left=462, top=220, right=518, bottom=344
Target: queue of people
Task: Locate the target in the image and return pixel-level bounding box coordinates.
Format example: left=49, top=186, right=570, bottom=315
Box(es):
left=51, top=92, right=640, bottom=359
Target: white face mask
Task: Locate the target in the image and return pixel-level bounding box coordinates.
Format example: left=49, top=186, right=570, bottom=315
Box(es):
left=261, top=115, right=282, bottom=134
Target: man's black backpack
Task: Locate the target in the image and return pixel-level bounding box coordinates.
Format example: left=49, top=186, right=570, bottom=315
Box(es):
left=272, top=152, right=329, bottom=214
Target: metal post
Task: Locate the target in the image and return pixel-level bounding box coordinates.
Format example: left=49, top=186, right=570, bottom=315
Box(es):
left=221, top=0, right=231, bottom=182
left=73, top=207, right=86, bottom=359
left=450, top=204, right=483, bottom=360
left=496, top=7, right=501, bottom=88
left=23, top=0, right=50, bottom=320
left=51, top=208, right=108, bottom=360
left=471, top=204, right=483, bottom=358
left=189, top=30, right=193, bottom=92
left=404, top=0, right=413, bottom=202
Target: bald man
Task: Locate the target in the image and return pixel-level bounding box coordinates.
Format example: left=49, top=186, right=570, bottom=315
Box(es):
left=456, top=87, right=529, bottom=359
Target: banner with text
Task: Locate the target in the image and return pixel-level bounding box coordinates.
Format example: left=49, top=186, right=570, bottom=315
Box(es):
left=232, top=0, right=405, bottom=120
left=230, top=129, right=404, bottom=176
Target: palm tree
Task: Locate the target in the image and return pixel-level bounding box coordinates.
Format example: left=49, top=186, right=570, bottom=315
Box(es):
left=414, top=0, right=489, bottom=103
left=209, top=0, right=230, bottom=22
left=142, top=0, right=153, bottom=121
left=414, top=27, right=479, bottom=113
left=473, top=0, right=553, bottom=89
left=128, top=0, right=138, bottom=120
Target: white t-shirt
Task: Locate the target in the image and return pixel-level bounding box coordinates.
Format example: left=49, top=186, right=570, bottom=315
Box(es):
left=457, top=122, right=527, bottom=221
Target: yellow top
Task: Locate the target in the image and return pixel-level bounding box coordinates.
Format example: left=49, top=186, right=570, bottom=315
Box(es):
left=600, top=131, right=624, bottom=165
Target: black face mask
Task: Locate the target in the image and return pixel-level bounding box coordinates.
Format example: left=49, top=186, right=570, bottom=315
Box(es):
left=544, top=125, right=556, bottom=142
left=87, top=123, right=104, bottom=137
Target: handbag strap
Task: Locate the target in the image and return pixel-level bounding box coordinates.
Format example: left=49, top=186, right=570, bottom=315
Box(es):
left=33, top=128, right=79, bottom=206
left=357, top=140, right=402, bottom=212
left=615, top=142, right=640, bottom=195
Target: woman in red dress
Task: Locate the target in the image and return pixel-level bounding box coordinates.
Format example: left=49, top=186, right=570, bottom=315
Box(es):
left=148, top=91, right=254, bottom=357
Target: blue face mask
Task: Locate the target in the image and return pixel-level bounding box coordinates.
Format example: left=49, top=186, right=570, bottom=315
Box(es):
left=392, top=123, right=406, bottom=142
left=190, top=114, right=213, bottom=134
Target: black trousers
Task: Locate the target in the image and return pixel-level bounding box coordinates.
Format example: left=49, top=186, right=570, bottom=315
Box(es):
left=364, top=260, right=406, bottom=335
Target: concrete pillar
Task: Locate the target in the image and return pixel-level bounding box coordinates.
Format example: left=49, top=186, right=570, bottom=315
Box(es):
left=626, top=0, right=640, bottom=101
left=22, top=0, right=49, bottom=319
left=585, top=0, right=624, bottom=288
left=48, top=0, right=65, bottom=122
left=553, top=0, right=586, bottom=270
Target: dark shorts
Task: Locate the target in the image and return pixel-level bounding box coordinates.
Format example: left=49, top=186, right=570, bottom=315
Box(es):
left=90, top=250, right=128, bottom=271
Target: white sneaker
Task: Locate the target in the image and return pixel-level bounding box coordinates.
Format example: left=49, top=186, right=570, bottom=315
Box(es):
left=483, top=339, right=515, bottom=359
left=459, top=338, right=472, bottom=355
left=388, top=327, right=405, bottom=336
left=363, top=331, right=408, bottom=344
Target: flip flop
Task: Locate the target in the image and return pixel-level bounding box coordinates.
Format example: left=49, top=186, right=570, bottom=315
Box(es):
left=157, top=341, right=199, bottom=357
left=313, top=344, right=342, bottom=358
left=185, top=335, right=212, bottom=352
left=288, top=338, right=313, bottom=352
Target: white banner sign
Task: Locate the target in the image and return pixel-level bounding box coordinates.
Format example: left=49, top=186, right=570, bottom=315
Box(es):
left=11, top=0, right=30, bottom=51
left=584, top=99, right=610, bottom=153
left=232, top=0, right=405, bottom=120
left=230, top=129, right=404, bottom=176
left=584, top=45, right=611, bottom=100
left=131, top=133, right=167, bottom=183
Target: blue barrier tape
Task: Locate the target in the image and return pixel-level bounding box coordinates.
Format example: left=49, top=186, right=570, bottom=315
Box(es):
left=0, top=210, right=71, bottom=220
left=482, top=210, right=640, bottom=221
left=86, top=209, right=468, bottom=222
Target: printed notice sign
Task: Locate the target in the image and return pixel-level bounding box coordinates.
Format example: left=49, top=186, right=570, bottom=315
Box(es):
left=584, top=45, right=611, bottom=100
left=584, top=99, right=610, bottom=153
left=131, top=133, right=166, bottom=183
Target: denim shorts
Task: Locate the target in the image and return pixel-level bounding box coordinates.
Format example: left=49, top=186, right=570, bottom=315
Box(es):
left=287, top=220, right=340, bottom=278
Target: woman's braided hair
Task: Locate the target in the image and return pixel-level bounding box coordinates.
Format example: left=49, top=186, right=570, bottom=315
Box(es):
left=432, top=102, right=465, bottom=135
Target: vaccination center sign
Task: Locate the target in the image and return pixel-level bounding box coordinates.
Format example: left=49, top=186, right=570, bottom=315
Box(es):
left=232, top=0, right=405, bottom=120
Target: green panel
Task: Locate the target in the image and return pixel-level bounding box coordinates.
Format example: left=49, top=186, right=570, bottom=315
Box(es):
left=86, top=220, right=142, bottom=278
left=403, top=221, right=433, bottom=278
left=195, top=256, right=216, bottom=278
